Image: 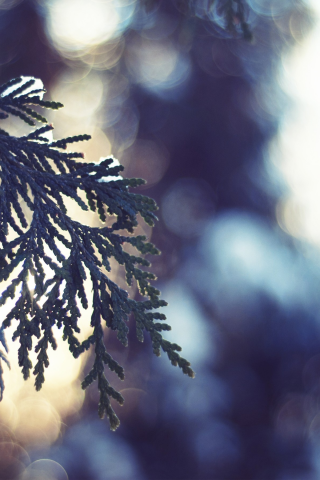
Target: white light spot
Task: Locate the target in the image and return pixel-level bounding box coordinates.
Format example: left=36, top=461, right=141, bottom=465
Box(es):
left=46, top=0, right=135, bottom=52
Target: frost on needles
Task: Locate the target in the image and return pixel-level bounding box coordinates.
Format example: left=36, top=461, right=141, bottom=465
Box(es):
left=0, top=76, right=195, bottom=430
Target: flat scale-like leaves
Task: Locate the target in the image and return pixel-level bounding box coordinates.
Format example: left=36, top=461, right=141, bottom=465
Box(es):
left=0, top=77, right=195, bottom=430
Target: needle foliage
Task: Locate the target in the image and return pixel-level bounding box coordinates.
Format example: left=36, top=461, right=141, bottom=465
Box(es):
left=0, top=76, right=194, bottom=430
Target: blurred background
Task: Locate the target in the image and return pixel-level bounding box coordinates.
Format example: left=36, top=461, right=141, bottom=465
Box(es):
left=1, top=0, right=320, bottom=479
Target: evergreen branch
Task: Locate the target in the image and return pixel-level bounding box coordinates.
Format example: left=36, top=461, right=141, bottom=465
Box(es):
left=0, top=76, right=195, bottom=430
left=0, top=76, right=64, bottom=126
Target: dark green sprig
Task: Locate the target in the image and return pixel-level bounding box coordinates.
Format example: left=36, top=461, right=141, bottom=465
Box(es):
left=0, top=76, right=63, bottom=130
left=0, top=77, right=195, bottom=430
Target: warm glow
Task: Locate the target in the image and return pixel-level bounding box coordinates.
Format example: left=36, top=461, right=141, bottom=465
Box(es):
left=52, top=71, right=104, bottom=121
left=49, top=71, right=113, bottom=162
left=14, top=397, right=61, bottom=447
left=0, top=312, right=89, bottom=443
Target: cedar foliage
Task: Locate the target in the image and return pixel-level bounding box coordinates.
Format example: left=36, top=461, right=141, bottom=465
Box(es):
left=0, top=77, right=194, bottom=430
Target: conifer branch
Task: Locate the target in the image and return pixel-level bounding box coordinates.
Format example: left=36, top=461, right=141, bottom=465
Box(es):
left=0, top=77, right=195, bottom=429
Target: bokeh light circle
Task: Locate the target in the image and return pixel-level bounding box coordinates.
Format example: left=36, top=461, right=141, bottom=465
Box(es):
left=20, top=459, right=68, bottom=480
left=46, top=0, right=135, bottom=53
